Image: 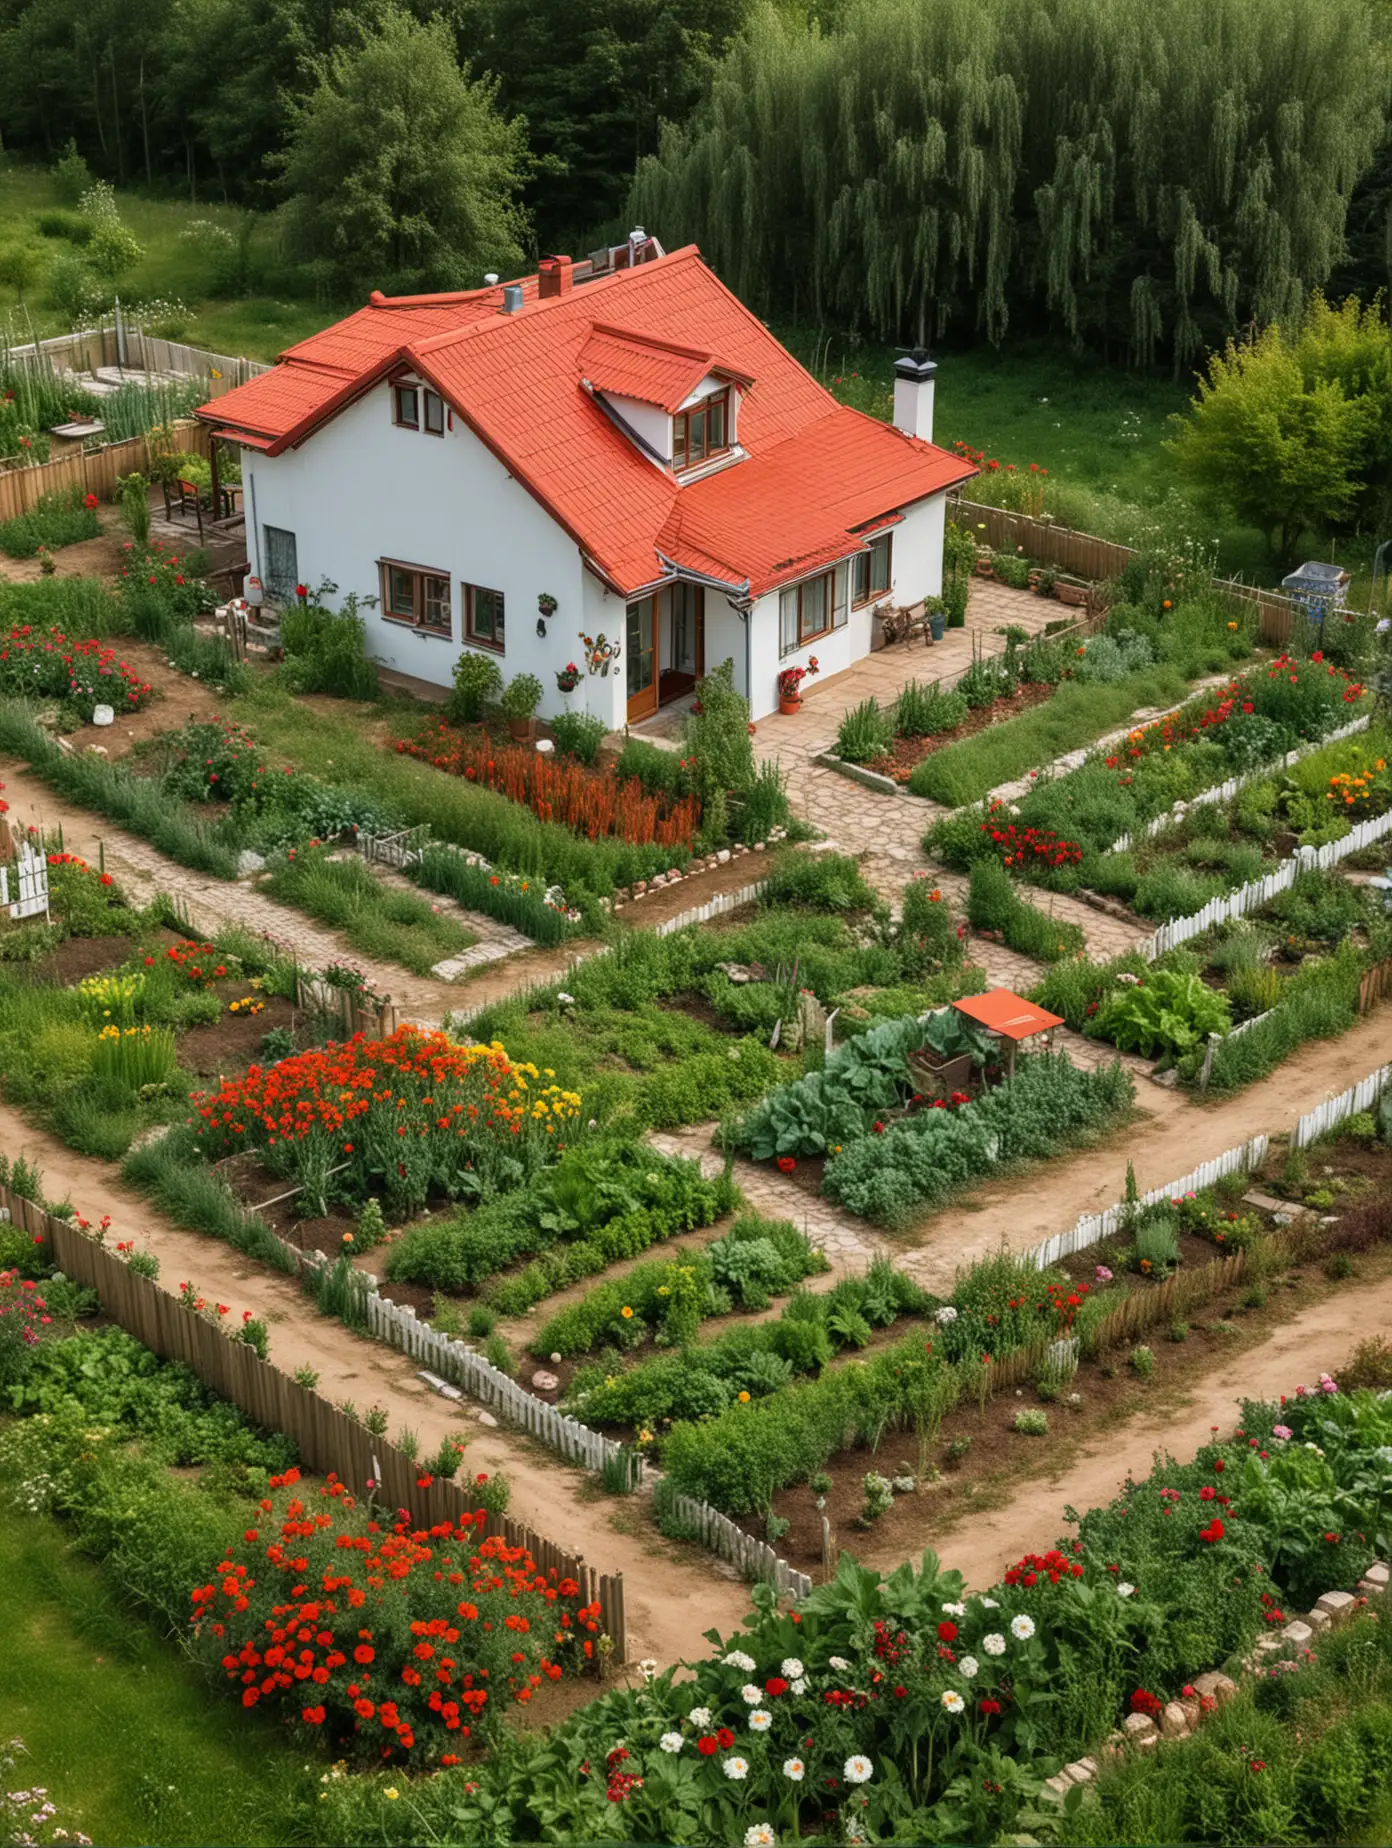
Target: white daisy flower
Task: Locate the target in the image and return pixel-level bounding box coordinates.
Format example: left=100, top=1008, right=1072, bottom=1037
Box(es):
left=790, top=1677, right=807, bottom=1695
left=935, top=1305, right=958, bottom=1325
left=783, top=1757, right=805, bottom=1782
left=723, top=1651, right=756, bottom=1673
left=957, top=1655, right=978, bottom=1679
left=723, top=1757, right=750, bottom=1781
left=941, top=1602, right=966, bottom=1617
left=689, top=1706, right=712, bottom=1729
left=740, top=1683, right=762, bottom=1705
left=749, top=1710, right=772, bottom=1732
left=982, top=1633, right=1006, bottom=1657
left=844, top=1755, right=874, bottom=1785
left=828, top=1655, right=852, bottom=1673
left=940, top=1689, right=965, bottom=1714
left=979, top=1597, right=999, bottom=1609
left=1117, top=1582, right=1136, bottom=1598
left=781, top=1658, right=804, bottom=1679
left=1010, top=1614, right=1036, bottom=1641
left=745, top=1828, right=776, bottom=1848
left=659, top=1732, right=684, bottom=1753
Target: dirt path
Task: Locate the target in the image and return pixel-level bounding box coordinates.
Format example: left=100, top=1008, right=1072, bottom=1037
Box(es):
left=893, top=1008, right=1392, bottom=1290
left=868, top=1269, right=1392, bottom=1589
left=0, top=1098, right=751, bottom=1667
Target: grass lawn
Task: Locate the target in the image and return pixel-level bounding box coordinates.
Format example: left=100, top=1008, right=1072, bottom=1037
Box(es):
left=0, top=1498, right=315, bottom=1846
left=0, top=156, right=336, bottom=361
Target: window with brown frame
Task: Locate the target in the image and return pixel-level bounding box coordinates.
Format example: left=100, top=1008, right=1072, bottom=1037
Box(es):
left=393, top=384, right=420, bottom=429
left=465, top=583, right=506, bottom=651
left=852, top=532, right=893, bottom=607
left=673, top=389, right=730, bottom=472
left=379, top=559, right=451, bottom=637
left=423, top=389, right=446, bottom=436
left=779, top=561, right=850, bottom=657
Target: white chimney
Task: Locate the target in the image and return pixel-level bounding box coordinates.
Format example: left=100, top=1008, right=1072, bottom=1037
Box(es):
left=893, top=350, right=937, bottom=443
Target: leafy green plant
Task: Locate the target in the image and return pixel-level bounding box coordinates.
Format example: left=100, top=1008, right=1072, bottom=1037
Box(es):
left=548, top=711, right=608, bottom=766
left=834, top=697, right=894, bottom=765
left=499, top=672, right=543, bottom=721
left=966, top=860, right=1087, bottom=961
left=448, top=650, right=502, bottom=721
left=1013, top=1408, right=1048, bottom=1435
left=1096, top=968, right=1231, bottom=1056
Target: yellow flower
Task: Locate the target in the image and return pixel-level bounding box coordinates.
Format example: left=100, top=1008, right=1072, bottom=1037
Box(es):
left=738, top=1390, right=751, bottom=1403
left=621, top=1306, right=634, bottom=1319
left=384, top=1789, right=400, bottom=1801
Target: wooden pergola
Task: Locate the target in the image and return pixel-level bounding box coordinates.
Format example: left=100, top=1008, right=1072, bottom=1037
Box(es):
left=952, top=988, right=1065, bottom=1081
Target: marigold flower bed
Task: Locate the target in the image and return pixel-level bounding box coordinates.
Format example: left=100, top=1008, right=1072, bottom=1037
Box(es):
left=0, top=625, right=153, bottom=716
left=192, top=1025, right=583, bottom=1215
left=393, top=719, right=700, bottom=848
left=189, top=1466, right=600, bottom=1764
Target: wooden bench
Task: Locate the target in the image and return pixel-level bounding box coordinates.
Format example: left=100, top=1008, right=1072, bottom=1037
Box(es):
left=878, top=602, right=932, bottom=646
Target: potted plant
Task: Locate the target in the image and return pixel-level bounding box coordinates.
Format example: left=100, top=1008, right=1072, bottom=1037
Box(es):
left=555, top=660, right=581, bottom=695
left=500, top=671, right=543, bottom=739
left=975, top=547, right=994, bottom=578
left=924, top=595, right=946, bottom=643
left=537, top=592, right=558, bottom=619
left=777, top=656, right=819, bottom=714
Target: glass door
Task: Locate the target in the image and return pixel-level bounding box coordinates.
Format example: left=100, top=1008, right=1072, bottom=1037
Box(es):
left=626, top=596, right=657, bottom=722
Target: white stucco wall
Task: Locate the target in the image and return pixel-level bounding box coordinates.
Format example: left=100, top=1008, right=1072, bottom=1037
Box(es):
left=742, top=491, right=947, bottom=720
left=240, top=382, right=595, bottom=724
left=600, top=392, right=671, bottom=462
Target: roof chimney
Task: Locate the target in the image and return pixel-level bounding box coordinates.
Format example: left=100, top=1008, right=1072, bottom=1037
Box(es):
left=500, top=284, right=524, bottom=315
left=538, top=255, right=574, bottom=300
left=893, top=348, right=937, bottom=443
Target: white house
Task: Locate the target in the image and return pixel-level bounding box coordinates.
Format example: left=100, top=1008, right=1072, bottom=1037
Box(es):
left=199, top=233, right=974, bottom=726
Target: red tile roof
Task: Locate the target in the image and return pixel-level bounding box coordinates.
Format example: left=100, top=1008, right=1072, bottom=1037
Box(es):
left=578, top=324, right=752, bottom=413
left=953, top=990, right=1066, bottom=1041
left=199, top=247, right=974, bottom=597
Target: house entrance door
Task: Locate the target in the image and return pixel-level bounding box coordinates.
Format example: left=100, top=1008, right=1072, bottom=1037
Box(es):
left=625, top=596, right=658, bottom=723
left=662, top=583, right=704, bottom=705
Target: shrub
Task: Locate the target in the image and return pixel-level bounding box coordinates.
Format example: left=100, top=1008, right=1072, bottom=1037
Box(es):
left=548, top=711, right=608, bottom=766
left=895, top=681, right=969, bottom=739
left=499, top=671, right=543, bottom=721
left=0, top=486, right=101, bottom=559
left=757, top=849, right=877, bottom=913
left=448, top=649, right=502, bottom=721
left=1013, top=1408, right=1049, bottom=1435
left=279, top=593, right=379, bottom=699
left=966, top=861, right=1086, bottom=961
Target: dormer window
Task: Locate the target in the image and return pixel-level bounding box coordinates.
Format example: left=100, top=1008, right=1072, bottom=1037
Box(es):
left=674, top=389, right=729, bottom=471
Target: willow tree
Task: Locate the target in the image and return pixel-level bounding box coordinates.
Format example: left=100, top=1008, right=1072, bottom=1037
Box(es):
left=631, top=0, right=1390, bottom=362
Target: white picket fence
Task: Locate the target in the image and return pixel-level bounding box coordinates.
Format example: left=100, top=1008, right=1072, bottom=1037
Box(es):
left=655, top=881, right=765, bottom=936
left=1029, top=1135, right=1271, bottom=1269
left=1137, top=808, right=1392, bottom=961
left=1107, top=714, right=1372, bottom=854
left=1291, top=1064, right=1392, bottom=1151
left=364, top=1289, right=644, bottom=1486
left=664, top=1489, right=813, bottom=1599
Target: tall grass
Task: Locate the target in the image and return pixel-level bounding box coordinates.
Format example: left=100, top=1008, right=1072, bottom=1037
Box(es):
left=262, top=849, right=475, bottom=976
left=121, top=1126, right=296, bottom=1274
left=0, top=575, right=121, bottom=636
left=1200, top=946, right=1368, bottom=1093
left=908, top=667, right=1191, bottom=804
left=410, top=844, right=577, bottom=944
left=0, top=698, right=241, bottom=877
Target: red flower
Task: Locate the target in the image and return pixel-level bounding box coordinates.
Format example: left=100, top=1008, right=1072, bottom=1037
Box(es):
left=776, top=1155, right=796, bottom=1173
left=979, top=1697, right=1002, bottom=1715
left=765, top=1676, right=789, bottom=1697
left=716, top=1727, right=734, bottom=1749
left=937, top=1621, right=958, bottom=1642
left=696, top=1736, right=718, bottom=1757
left=84, top=492, right=98, bottom=509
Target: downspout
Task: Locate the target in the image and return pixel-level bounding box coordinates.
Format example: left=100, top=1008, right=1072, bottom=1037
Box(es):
left=733, top=592, right=755, bottom=708
left=245, top=466, right=259, bottom=581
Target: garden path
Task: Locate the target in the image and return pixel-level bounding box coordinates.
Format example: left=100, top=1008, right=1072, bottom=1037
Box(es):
left=653, top=1004, right=1391, bottom=1295
left=855, top=1268, right=1392, bottom=1589
left=0, top=1094, right=755, bottom=1669
left=0, top=761, right=588, bottom=1025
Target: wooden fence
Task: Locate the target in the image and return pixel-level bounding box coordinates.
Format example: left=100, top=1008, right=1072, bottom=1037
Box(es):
left=1029, top=1135, right=1270, bottom=1269
left=1135, top=810, right=1392, bottom=962
left=663, top=1490, right=813, bottom=1600
left=295, top=971, right=399, bottom=1039
left=1, top=1183, right=627, bottom=1655
left=0, top=418, right=211, bottom=523
left=1291, top=1063, right=1392, bottom=1150
left=4, top=321, right=267, bottom=395
left=1107, top=715, right=1373, bottom=854
left=953, top=498, right=1301, bottom=647
left=1359, top=960, right=1392, bottom=1016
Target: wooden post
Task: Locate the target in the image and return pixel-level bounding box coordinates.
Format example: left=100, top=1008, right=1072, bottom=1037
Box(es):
left=209, top=436, right=221, bottom=521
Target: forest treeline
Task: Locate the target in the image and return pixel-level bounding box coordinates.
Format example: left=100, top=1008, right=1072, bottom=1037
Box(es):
left=0, top=0, right=1388, bottom=357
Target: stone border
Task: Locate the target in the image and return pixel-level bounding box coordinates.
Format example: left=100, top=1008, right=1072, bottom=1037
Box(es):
left=813, top=751, right=922, bottom=800
left=1044, top=1561, right=1388, bottom=1801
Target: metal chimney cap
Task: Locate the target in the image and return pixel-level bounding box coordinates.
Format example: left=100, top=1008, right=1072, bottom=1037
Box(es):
left=893, top=350, right=937, bottom=382
left=500, top=284, right=524, bottom=314
left=483, top=272, right=500, bottom=286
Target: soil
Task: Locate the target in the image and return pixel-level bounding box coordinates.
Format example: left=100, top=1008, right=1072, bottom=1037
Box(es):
left=0, top=522, right=127, bottom=587
left=30, top=932, right=143, bottom=985
left=863, top=684, right=1056, bottom=783
left=615, top=855, right=777, bottom=926
left=64, top=633, right=239, bottom=761
left=175, top=990, right=298, bottom=1077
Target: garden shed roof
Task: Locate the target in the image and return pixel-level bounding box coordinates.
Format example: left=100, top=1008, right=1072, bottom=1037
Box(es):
left=951, top=989, right=1065, bottom=1041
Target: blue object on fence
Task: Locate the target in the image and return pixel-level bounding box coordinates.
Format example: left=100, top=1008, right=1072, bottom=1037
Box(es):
left=1280, top=560, right=1350, bottom=625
